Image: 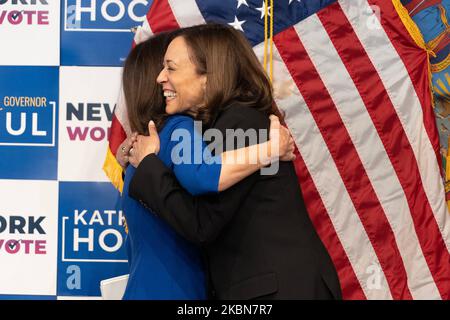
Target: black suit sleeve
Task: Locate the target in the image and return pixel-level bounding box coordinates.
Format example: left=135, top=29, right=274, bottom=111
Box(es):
left=129, top=107, right=268, bottom=245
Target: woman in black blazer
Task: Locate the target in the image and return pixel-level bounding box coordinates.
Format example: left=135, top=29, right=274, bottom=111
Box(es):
left=128, top=23, right=342, bottom=300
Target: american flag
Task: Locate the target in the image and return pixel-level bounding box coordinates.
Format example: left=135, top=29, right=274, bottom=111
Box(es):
left=104, top=0, right=450, bottom=299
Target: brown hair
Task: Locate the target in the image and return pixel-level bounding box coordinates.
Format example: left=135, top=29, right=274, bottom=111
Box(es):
left=122, top=30, right=180, bottom=134
left=177, top=23, right=280, bottom=127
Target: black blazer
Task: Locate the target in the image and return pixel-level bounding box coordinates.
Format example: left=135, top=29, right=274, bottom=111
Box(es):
left=129, top=104, right=342, bottom=300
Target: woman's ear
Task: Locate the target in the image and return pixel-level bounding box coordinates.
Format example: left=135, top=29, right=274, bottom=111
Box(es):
left=201, top=75, right=207, bottom=91
left=201, top=76, right=207, bottom=104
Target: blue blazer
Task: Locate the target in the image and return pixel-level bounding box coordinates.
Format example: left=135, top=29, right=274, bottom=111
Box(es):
left=121, top=115, right=221, bottom=300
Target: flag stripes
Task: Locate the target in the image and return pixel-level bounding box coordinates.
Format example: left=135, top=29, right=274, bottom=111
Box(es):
left=275, top=26, right=413, bottom=299
left=318, top=2, right=443, bottom=298
left=272, top=1, right=449, bottom=299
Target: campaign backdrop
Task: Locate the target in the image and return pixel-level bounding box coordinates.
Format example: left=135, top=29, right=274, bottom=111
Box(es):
left=0, top=0, right=153, bottom=299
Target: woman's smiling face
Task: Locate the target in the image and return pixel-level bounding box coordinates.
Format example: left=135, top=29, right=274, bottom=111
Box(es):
left=157, top=36, right=207, bottom=115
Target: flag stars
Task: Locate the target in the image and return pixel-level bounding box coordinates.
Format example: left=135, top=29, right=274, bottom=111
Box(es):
left=228, top=16, right=246, bottom=32
left=255, top=3, right=271, bottom=19
left=236, top=0, right=249, bottom=9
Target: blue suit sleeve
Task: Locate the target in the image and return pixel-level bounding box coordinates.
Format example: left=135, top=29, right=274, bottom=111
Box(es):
left=165, top=117, right=221, bottom=196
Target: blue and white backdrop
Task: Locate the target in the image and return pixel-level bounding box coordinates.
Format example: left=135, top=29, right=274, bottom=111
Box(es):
left=0, top=0, right=153, bottom=299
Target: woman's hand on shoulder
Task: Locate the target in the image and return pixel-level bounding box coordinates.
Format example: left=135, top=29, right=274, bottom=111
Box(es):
left=129, top=120, right=160, bottom=168
left=116, top=132, right=137, bottom=169
left=269, top=115, right=296, bottom=162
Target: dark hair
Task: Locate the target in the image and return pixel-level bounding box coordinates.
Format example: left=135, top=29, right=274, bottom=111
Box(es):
left=176, top=23, right=280, bottom=127
left=122, top=30, right=181, bottom=134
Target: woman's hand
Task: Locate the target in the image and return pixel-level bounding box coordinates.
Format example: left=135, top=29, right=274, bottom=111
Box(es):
left=129, top=120, right=160, bottom=168
left=269, top=115, right=296, bottom=162
left=116, top=133, right=137, bottom=169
